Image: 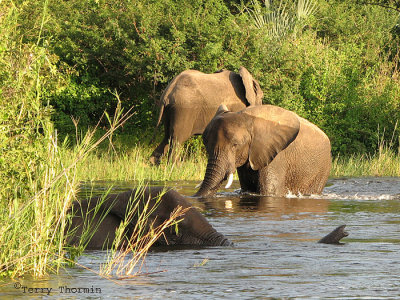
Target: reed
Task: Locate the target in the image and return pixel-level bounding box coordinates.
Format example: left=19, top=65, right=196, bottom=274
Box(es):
left=71, top=139, right=400, bottom=184
left=99, top=187, right=188, bottom=278
left=331, top=133, right=400, bottom=177
left=0, top=104, right=135, bottom=278
left=72, top=143, right=209, bottom=182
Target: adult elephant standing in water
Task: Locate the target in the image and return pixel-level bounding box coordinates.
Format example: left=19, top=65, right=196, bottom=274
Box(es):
left=194, top=105, right=332, bottom=197
left=150, top=66, right=263, bottom=165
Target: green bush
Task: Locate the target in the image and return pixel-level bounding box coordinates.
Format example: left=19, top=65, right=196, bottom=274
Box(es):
left=39, top=0, right=253, bottom=134
left=0, top=1, right=63, bottom=199
left=9, top=0, right=400, bottom=155
left=249, top=1, right=400, bottom=155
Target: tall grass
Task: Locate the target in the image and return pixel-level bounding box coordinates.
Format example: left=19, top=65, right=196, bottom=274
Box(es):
left=0, top=99, right=134, bottom=278
left=73, top=143, right=208, bottom=182
left=0, top=1, right=162, bottom=278
left=331, top=130, right=400, bottom=177
left=98, top=188, right=188, bottom=278
left=69, top=136, right=400, bottom=184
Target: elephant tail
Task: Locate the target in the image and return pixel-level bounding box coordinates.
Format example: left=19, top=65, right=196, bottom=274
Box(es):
left=148, top=104, right=164, bottom=146
left=155, top=103, right=164, bottom=128
left=155, top=80, right=173, bottom=128
left=149, top=94, right=167, bottom=145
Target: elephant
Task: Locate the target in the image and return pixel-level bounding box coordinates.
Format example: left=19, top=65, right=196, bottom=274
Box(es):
left=318, top=225, right=349, bottom=244
left=194, top=104, right=332, bottom=197
left=150, top=66, right=263, bottom=165
left=66, top=187, right=232, bottom=250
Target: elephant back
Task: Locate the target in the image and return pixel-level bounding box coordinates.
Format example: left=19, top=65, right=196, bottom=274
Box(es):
left=243, top=105, right=300, bottom=130
left=297, top=117, right=331, bottom=146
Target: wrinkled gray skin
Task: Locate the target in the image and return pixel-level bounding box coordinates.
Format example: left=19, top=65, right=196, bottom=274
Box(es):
left=67, top=187, right=232, bottom=250
left=150, top=66, right=263, bottom=165
left=318, top=225, right=349, bottom=244
left=194, top=105, right=332, bottom=197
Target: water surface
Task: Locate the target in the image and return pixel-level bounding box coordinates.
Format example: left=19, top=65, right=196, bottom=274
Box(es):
left=1, top=177, right=400, bottom=299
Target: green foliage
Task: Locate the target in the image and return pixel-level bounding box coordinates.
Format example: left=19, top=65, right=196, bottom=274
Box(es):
left=252, top=1, right=400, bottom=155
left=356, top=0, right=400, bottom=12
left=0, top=0, right=70, bottom=277
left=0, top=1, right=61, bottom=200
left=6, top=0, right=396, bottom=155
left=49, top=75, right=112, bottom=135
left=33, top=0, right=252, bottom=135
left=4, top=0, right=400, bottom=157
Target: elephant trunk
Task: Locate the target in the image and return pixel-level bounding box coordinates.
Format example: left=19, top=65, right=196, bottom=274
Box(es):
left=180, top=230, right=233, bottom=246
left=203, top=230, right=233, bottom=246
left=194, top=157, right=227, bottom=197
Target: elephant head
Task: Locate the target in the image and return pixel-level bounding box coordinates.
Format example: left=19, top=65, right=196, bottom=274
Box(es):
left=194, top=105, right=300, bottom=197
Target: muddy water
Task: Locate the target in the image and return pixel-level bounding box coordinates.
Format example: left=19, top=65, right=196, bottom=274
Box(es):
left=1, top=177, right=400, bottom=299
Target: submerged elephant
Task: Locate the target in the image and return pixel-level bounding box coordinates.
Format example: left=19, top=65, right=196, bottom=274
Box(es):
left=150, top=66, right=263, bottom=164
left=194, top=105, right=332, bottom=197
left=67, top=187, right=232, bottom=250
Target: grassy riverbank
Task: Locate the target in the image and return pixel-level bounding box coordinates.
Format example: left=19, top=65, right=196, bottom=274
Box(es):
left=331, top=144, right=400, bottom=177
left=72, top=142, right=208, bottom=182
left=74, top=140, right=400, bottom=182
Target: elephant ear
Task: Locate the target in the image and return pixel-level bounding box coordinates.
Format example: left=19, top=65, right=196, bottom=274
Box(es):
left=203, top=105, right=230, bottom=146
left=239, top=66, right=263, bottom=106
left=248, top=111, right=300, bottom=171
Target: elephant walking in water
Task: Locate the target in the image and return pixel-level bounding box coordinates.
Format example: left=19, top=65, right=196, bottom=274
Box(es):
left=150, top=66, right=263, bottom=165
left=194, top=105, right=332, bottom=197
left=67, top=187, right=232, bottom=250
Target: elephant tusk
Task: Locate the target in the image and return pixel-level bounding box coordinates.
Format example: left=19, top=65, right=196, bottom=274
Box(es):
left=225, top=173, right=234, bottom=189
left=195, top=181, right=203, bottom=188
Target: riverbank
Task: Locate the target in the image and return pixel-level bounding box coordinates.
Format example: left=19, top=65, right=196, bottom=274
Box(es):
left=74, top=142, right=400, bottom=182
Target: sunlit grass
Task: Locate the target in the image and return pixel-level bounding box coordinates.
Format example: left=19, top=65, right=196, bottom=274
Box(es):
left=72, top=138, right=400, bottom=183
left=331, top=143, right=400, bottom=177
left=72, top=143, right=208, bottom=182
left=0, top=103, right=135, bottom=278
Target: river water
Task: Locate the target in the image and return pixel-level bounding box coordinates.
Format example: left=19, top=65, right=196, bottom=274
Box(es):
left=1, top=177, right=400, bottom=299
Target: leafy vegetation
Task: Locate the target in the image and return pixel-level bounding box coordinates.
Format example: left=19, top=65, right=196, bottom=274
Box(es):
left=1, top=0, right=400, bottom=278
left=15, top=0, right=396, bottom=156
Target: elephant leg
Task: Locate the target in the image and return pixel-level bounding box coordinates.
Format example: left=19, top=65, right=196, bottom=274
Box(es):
left=150, top=107, right=172, bottom=165
left=237, top=163, right=286, bottom=196
left=258, top=164, right=288, bottom=197
left=150, top=136, right=170, bottom=165
left=166, top=108, right=194, bottom=163
left=288, top=165, right=330, bottom=195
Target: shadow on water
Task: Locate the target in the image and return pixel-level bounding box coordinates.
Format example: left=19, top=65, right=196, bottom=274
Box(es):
left=2, top=177, right=400, bottom=299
